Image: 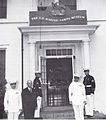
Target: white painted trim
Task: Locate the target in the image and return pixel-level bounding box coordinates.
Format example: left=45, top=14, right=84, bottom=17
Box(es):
left=19, top=25, right=99, bottom=44
left=18, top=25, right=99, bottom=35
left=0, top=44, right=9, bottom=49
left=42, top=43, right=75, bottom=57
left=45, top=55, right=73, bottom=59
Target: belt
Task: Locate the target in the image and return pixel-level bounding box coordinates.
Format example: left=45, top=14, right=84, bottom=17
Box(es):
left=85, top=85, right=91, bottom=87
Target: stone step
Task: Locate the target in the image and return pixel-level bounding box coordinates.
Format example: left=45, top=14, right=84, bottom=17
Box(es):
left=39, top=118, right=106, bottom=120
left=41, top=106, right=106, bottom=119
left=19, top=106, right=106, bottom=119
left=41, top=106, right=74, bottom=119
left=42, top=105, right=73, bottom=112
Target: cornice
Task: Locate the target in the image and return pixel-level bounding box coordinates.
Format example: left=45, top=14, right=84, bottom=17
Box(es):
left=18, top=25, right=99, bottom=35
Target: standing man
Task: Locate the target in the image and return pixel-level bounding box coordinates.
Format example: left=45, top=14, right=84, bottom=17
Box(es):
left=22, top=80, right=38, bottom=119
left=33, top=71, right=42, bottom=118
left=33, top=71, right=42, bottom=97
left=4, top=80, right=22, bottom=120
left=83, top=69, right=96, bottom=118
left=69, top=74, right=86, bottom=120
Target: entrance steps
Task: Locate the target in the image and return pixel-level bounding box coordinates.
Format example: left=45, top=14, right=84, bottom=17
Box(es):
left=41, top=105, right=106, bottom=119
left=41, top=105, right=74, bottom=119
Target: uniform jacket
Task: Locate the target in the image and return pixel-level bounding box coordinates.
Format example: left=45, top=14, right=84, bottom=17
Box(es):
left=69, top=82, right=86, bottom=105
left=4, top=89, right=22, bottom=112
left=33, top=77, right=42, bottom=97
left=83, top=75, right=96, bottom=95
left=21, top=87, right=37, bottom=119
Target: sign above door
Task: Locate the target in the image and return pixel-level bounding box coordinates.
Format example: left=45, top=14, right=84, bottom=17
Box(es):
left=29, top=2, right=87, bottom=26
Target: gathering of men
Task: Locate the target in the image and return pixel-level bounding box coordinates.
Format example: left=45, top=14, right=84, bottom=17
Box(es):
left=2, top=71, right=42, bottom=119
left=1, top=69, right=96, bottom=119
left=69, top=69, right=96, bottom=120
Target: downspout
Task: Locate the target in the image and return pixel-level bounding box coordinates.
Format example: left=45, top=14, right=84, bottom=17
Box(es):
left=21, top=32, right=24, bottom=90
left=18, top=27, right=24, bottom=90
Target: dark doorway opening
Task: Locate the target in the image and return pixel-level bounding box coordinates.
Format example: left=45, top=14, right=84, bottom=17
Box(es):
left=46, top=58, right=73, bottom=106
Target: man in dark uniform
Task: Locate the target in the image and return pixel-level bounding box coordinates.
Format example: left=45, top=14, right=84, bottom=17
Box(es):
left=83, top=69, right=96, bottom=118
left=21, top=80, right=38, bottom=119
left=33, top=71, right=42, bottom=118
left=33, top=71, right=42, bottom=97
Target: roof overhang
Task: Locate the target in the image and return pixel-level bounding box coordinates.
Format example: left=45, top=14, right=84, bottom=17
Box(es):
left=18, top=25, right=99, bottom=42
left=18, top=25, right=99, bottom=35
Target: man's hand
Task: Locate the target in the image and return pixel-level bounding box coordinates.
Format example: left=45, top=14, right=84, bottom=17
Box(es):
left=5, top=110, right=8, bottom=114
left=18, top=109, right=23, bottom=116
left=69, top=101, right=72, bottom=104
left=84, top=101, right=87, bottom=105
left=91, top=93, right=94, bottom=97
left=19, top=109, right=23, bottom=113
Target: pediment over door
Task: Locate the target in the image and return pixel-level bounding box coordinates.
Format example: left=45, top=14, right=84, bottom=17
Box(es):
left=18, top=25, right=99, bottom=43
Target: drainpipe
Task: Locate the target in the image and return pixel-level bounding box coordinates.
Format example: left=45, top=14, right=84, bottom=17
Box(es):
left=21, top=33, right=24, bottom=90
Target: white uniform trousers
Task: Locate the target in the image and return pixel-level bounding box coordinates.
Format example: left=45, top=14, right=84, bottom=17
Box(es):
left=73, top=104, right=84, bottom=120
left=34, top=96, right=42, bottom=118
left=8, top=112, right=18, bottom=120
left=85, top=94, right=94, bottom=116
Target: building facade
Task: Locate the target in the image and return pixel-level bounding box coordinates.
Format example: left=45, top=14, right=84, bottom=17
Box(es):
left=0, top=0, right=106, bottom=114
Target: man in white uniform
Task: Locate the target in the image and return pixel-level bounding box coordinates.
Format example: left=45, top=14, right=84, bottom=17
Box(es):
left=69, top=74, right=86, bottom=120
left=4, top=80, right=22, bottom=120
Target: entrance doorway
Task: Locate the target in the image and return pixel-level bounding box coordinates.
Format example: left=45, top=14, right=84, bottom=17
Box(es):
left=46, top=58, right=73, bottom=106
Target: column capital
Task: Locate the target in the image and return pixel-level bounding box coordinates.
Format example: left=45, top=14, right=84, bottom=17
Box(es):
left=82, top=38, right=90, bottom=42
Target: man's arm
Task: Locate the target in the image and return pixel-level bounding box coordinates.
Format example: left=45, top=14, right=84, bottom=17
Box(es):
left=4, top=91, right=8, bottom=113
left=18, top=92, right=22, bottom=111
left=83, top=77, right=86, bottom=85
left=82, top=84, right=87, bottom=104
left=91, top=76, right=96, bottom=94
left=68, top=84, right=73, bottom=104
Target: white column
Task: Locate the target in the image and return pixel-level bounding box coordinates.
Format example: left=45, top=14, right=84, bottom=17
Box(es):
left=29, top=43, right=35, bottom=81
left=83, top=40, right=90, bottom=69
left=31, top=0, right=38, bottom=11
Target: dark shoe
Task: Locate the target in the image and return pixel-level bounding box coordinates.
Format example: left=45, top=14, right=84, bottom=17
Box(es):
left=87, top=115, right=93, bottom=118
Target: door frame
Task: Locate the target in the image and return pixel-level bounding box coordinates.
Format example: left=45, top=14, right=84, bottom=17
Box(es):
left=39, top=55, right=75, bottom=107
left=46, top=57, right=73, bottom=106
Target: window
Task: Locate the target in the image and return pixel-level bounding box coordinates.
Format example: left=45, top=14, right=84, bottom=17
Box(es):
left=0, top=0, right=7, bottom=18
left=38, top=0, right=54, bottom=11
left=59, top=0, right=76, bottom=10
left=46, top=49, right=72, bottom=56
left=38, top=0, right=76, bottom=11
